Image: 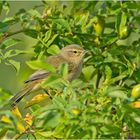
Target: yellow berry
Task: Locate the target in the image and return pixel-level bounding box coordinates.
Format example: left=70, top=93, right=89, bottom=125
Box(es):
left=131, top=84, right=140, bottom=99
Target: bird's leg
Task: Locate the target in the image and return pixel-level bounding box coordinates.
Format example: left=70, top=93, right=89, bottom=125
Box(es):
left=43, top=88, right=52, bottom=99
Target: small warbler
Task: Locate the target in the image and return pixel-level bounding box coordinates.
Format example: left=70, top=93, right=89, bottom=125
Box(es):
left=10, top=44, right=86, bottom=106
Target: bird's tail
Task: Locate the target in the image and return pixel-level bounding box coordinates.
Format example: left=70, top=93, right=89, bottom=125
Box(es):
left=10, top=86, right=32, bottom=107
left=0, top=87, right=32, bottom=111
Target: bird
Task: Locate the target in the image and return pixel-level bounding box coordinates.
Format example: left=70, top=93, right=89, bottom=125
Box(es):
left=10, top=44, right=86, bottom=106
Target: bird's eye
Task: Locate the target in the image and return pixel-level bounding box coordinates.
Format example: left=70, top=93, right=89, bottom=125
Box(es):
left=73, top=51, right=77, bottom=54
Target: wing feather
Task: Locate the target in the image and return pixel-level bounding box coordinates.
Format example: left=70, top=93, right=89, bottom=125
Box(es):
left=24, top=70, right=50, bottom=83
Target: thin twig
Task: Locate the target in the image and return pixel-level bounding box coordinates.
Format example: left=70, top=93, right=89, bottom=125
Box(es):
left=0, top=29, right=36, bottom=44
left=6, top=29, right=25, bottom=37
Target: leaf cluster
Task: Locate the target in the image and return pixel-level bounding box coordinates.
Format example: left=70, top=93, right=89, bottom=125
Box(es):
left=0, top=1, right=140, bottom=139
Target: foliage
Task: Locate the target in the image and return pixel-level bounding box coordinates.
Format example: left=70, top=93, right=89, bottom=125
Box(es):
left=0, top=1, right=140, bottom=139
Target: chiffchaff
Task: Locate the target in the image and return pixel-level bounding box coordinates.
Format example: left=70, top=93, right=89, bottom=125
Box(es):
left=10, top=44, right=86, bottom=106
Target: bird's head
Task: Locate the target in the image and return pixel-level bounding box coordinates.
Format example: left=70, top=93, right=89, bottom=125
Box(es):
left=60, top=44, right=86, bottom=64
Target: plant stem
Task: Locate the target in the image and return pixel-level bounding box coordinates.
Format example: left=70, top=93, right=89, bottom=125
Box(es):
left=0, top=29, right=30, bottom=44
left=96, top=70, right=102, bottom=88
left=6, top=29, right=25, bottom=37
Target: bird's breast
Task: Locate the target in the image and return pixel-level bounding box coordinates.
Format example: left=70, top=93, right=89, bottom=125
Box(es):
left=67, top=61, right=83, bottom=81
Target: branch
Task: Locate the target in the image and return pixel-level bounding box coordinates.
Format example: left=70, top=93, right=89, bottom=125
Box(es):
left=7, top=29, right=25, bottom=37
left=0, top=29, right=29, bottom=44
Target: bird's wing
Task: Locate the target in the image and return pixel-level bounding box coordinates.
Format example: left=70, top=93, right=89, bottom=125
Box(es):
left=24, top=54, right=70, bottom=83
left=24, top=70, right=50, bottom=83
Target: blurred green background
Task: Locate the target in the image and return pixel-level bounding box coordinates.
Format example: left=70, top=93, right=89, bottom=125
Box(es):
left=0, top=1, right=42, bottom=94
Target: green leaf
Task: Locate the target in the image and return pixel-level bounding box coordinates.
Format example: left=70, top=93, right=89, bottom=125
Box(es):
left=71, top=79, right=84, bottom=88
left=53, top=19, right=71, bottom=32
left=45, top=34, right=58, bottom=48
left=15, top=49, right=33, bottom=55
left=90, top=126, right=97, bottom=139
left=59, top=63, right=69, bottom=79
left=36, top=131, right=53, bottom=138
left=0, top=128, right=8, bottom=139
left=105, top=86, right=129, bottom=100
left=120, top=12, right=127, bottom=28
left=43, top=30, right=52, bottom=43
left=123, top=55, right=134, bottom=77
left=4, top=16, right=17, bottom=25
left=3, top=50, right=14, bottom=58
left=65, top=125, right=79, bottom=138
left=43, top=111, right=61, bottom=129
left=116, top=11, right=128, bottom=34
left=75, top=12, right=89, bottom=26
left=62, top=37, right=73, bottom=44
left=104, top=65, right=112, bottom=84
left=0, top=2, right=2, bottom=15
left=53, top=123, right=65, bottom=138
left=108, top=70, right=129, bottom=85
left=0, top=38, right=20, bottom=49
left=26, top=60, right=56, bottom=72
left=115, top=12, right=121, bottom=32
left=107, top=89, right=128, bottom=100
left=3, top=49, right=31, bottom=59
left=104, top=36, right=118, bottom=46
left=74, top=130, right=90, bottom=139
left=24, top=29, right=38, bottom=38
left=100, top=125, right=121, bottom=135
left=8, top=59, right=20, bottom=73
left=126, top=2, right=140, bottom=10
left=3, top=1, right=10, bottom=14
left=47, top=44, right=60, bottom=55
left=0, top=88, right=12, bottom=100
left=41, top=74, right=61, bottom=88
left=0, top=22, right=8, bottom=32
left=28, top=9, right=41, bottom=18
left=82, top=66, right=94, bottom=81
left=130, top=112, right=140, bottom=124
